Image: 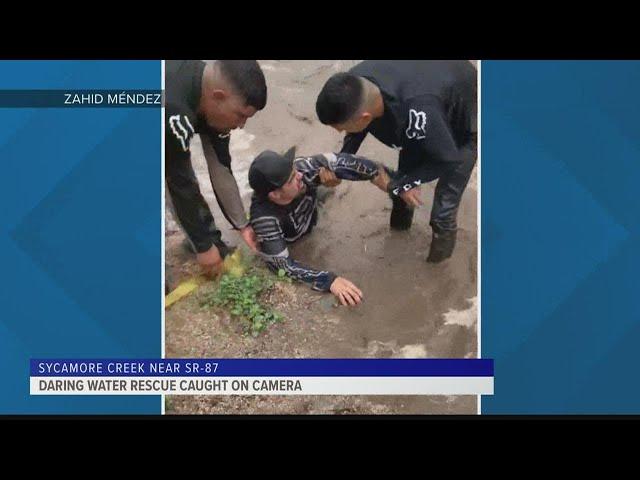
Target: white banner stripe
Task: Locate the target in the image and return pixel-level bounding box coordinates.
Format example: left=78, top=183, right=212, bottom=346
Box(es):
left=31, top=376, right=493, bottom=396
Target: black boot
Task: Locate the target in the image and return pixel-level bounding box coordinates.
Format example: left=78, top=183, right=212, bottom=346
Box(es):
left=427, top=227, right=457, bottom=263
left=390, top=197, right=415, bottom=231
left=213, top=239, right=235, bottom=259
left=181, top=237, right=234, bottom=259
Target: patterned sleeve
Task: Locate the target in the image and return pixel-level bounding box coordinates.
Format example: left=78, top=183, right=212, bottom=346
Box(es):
left=250, top=215, right=337, bottom=292
left=294, top=153, right=379, bottom=184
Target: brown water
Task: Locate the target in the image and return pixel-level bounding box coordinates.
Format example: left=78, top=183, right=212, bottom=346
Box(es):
left=293, top=180, right=478, bottom=360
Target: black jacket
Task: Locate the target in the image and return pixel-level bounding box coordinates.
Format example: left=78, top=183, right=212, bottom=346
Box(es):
left=165, top=60, right=248, bottom=253
left=341, top=60, right=477, bottom=194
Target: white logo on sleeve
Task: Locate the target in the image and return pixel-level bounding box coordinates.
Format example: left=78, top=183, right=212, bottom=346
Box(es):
left=169, top=114, right=195, bottom=151
left=406, top=109, right=428, bottom=140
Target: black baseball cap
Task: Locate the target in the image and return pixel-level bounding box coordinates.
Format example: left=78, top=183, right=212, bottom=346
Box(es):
left=248, top=147, right=297, bottom=196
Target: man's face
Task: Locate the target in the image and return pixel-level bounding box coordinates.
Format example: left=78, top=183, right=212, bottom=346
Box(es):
left=201, top=91, right=258, bottom=134
left=331, top=111, right=373, bottom=134
left=271, top=169, right=304, bottom=205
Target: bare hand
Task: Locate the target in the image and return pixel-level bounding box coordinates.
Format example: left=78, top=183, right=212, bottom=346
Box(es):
left=330, top=277, right=363, bottom=306
left=319, top=167, right=341, bottom=187
left=196, top=245, right=224, bottom=279
left=400, top=187, right=424, bottom=207
left=239, top=225, right=258, bottom=252
left=371, top=164, right=391, bottom=192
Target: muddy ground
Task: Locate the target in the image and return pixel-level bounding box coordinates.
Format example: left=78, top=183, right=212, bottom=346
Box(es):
left=165, top=60, right=478, bottom=415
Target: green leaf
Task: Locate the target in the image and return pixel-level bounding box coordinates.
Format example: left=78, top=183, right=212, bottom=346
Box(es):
left=199, top=268, right=284, bottom=336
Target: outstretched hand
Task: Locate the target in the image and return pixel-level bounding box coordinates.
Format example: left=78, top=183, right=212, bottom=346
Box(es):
left=400, top=187, right=424, bottom=207
left=330, top=277, right=363, bottom=306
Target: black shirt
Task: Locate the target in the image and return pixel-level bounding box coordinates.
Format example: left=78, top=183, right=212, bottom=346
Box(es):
left=165, top=60, right=248, bottom=253
left=165, top=60, right=204, bottom=155
left=341, top=60, right=477, bottom=194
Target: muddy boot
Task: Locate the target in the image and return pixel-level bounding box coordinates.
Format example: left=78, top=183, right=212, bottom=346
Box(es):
left=427, top=227, right=457, bottom=263
left=181, top=237, right=234, bottom=259
left=390, top=196, right=414, bottom=230
left=213, top=240, right=235, bottom=259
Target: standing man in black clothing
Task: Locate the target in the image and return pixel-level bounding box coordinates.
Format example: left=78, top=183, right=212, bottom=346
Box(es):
left=315, top=60, right=477, bottom=263
left=165, top=60, right=267, bottom=277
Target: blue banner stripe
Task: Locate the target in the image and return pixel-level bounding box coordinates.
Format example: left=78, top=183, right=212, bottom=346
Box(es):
left=31, top=359, right=494, bottom=377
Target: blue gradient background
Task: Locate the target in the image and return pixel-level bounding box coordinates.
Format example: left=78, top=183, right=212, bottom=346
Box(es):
left=0, top=61, right=161, bottom=413
left=482, top=61, right=640, bottom=413
left=2, top=60, right=638, bottom=414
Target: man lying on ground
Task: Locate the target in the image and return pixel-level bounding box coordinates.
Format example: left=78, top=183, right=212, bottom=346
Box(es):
left=248, top=148, right=390, bottom=306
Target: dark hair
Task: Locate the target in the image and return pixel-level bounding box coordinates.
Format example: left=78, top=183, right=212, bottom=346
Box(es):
left=316, top=72, right=364, bottom=125
left=217, top=60, right=267, bottom=110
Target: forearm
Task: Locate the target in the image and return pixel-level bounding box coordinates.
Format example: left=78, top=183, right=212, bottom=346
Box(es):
left=296, top=153, right=379, bottom=184
left=262, top=251, right=337, bottom=292
left=252, top=215, right=336, bottom=291
left=331, top=152, right=379, bottom=181
left=201, top=132, right=249, bottom=229
left=208, top=164, right=249, bottom=229
left=389, top=147, right=475, bottom=196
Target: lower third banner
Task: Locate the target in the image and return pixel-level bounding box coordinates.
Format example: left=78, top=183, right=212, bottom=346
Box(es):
left=30, top=359, right=494, bottom=396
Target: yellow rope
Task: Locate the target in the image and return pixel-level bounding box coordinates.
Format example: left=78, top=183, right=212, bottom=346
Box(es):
left=164, top=249, right=247, bottom=309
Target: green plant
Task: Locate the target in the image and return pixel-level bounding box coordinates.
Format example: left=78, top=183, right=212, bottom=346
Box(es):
left=277, top=268, right=293, bottom=283
left=202, top=270, right=283, bottom=337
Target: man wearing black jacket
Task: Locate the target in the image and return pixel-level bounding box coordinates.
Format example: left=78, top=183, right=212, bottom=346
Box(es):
left=166, top=60, right=267, bottom=277
left=316, top=60, right=477, bottom=263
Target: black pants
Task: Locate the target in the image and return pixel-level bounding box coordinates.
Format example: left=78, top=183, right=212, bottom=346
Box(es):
left=166, top=154, right=223, bottom=253
left=397, top=133, right=477, bottom=232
